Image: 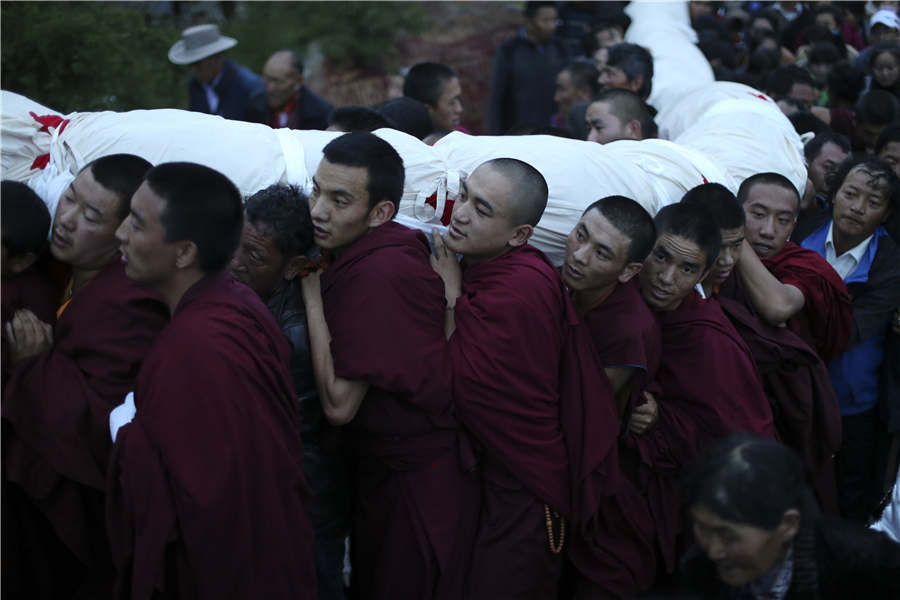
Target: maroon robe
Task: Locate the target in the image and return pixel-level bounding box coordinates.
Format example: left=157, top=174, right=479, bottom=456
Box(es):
left=568, top=280, right=662, bottom=598
left=321, top=221, right=479, bottom=600
left=717, top=293, right=842, bottom=512
left=1, top=265, right=58, bottom=385
left=722, top=242, right=853, bottom=363
left=450, top=244, right=621, bottom=600
left=106, top=272, right=315, bottom=599
left=3, top=260, right=168, bottom=597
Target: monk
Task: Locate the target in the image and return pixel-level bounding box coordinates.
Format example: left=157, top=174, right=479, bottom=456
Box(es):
left=299, top=132, right=478, bottom=600
left=682, top=182, right=842, bottom=512
left=108, top=162, right=315, bottom=598
left=430, top=158, right=621, bottom=599
left=724, top=172, right=853, bottom=363
left=2, top=155, right=168, bottom=599
left=560, top=195, right=664, bottom=598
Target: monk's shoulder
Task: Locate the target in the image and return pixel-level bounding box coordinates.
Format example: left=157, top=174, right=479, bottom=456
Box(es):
left=585, top=282, right=659, bottom=362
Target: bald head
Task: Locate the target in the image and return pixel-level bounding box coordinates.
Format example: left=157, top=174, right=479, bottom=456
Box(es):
left=263, top=49, right=303, bottom=110
left=480, top=158, right=549, bottom=227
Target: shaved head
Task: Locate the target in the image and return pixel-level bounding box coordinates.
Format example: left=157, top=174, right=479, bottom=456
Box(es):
left=480, top=157, right=549, bottom=226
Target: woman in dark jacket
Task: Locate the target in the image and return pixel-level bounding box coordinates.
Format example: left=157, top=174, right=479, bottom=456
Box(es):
left=677, top=435, right=900, bottom=600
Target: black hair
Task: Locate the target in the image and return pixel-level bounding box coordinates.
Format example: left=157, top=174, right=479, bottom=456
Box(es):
left=481, top=157, right=548, bottom=227
left=563, top=60, right=601, bottom=98
left=699, top=39, right=738, bottom=70
left=868, top=43, right=900, bottom=85
left=145, top=162, right=243, bottom=273
left=825, top=154, right=900, bottom=212
left=812, top=3, right=843, bottom=27
left=681, top=183, right=745, bottom=230
left=606, top=42, right=654, bottom=100
left=804, top=130, right=851, bottom=163
left=403, top=62, right=457, bottom=108
left=737, top=172, right=801, bottom=215
left=876, top=122, right=900, bottom=154
left=764, top=65, right=816, bottom=99
left=788, top=111, right=830, bottom=136
left=826, top=62, right=866, bottom=107
left=83, top=153, right=153, bottom=219
left=652, top=203, right=721, bottom=270
left=808, top=41, right=841, bottom=66
left=584, top=195, right=657, bottom=262
left=321, top=132, right=405, bottom=214
left=244, top=184, right=314, bottom=257
left=681, top=434, right=818, bottom=530
left=374, top=97, right=433, bottom=140
left=328, top=106, right=390, bottom=133
left=591, top=88, right=654, bottom=140
left=857, top=89, right=900, bottom=125
left=524, top=1, right=556, bottom=18
left=1, top=180, right=51, bottom=257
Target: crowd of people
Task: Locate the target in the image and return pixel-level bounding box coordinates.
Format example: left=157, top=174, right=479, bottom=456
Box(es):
left=3, top=1, right=900, bottom=599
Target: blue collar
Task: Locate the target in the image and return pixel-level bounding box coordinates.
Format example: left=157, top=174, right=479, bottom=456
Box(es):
left=801, top=219, right=886, bottom=284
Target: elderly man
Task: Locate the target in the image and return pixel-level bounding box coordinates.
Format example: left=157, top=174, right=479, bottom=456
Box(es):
left=262, top=49, right=333, bottom=130
left=168, top=24, right=266, bottom=123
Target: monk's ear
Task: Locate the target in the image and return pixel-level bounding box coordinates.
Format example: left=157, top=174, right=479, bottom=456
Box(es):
left=625, top=119, right=643, bottom=141
left=618, top=261, right=643, bottom=283
left=508, top=223, right=534, bottom=248
left=282, top=254, right=310, bottom=281
left=7, top=251, right=39, bottom=275
left=367, top=199, right=396, bottom=229
left=776, top=508, right=801, bottom=543
left=174, top=241, right=198, bottom=270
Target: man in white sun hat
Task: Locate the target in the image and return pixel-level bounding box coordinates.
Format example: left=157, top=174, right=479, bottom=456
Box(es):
left=168, top=23, right=267, bottom=124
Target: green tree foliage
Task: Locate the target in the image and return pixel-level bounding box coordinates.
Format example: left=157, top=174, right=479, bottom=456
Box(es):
left=1, top=2, right=185, bottom=113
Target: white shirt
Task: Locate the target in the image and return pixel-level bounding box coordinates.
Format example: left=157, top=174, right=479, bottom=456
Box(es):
left=201, top=70, right=225, bottom=114
left=824, top=221, right=873, bottom=280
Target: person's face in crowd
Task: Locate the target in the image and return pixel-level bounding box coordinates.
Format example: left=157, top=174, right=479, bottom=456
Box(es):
left=229, top=220, right=293, bottom=301
left=563, top=207, right=640, bottom=294
left=428, top=76, right=463, bottom=132
left=527, top=7, right=559, bottom=44
left=707, top=226, right=745, bottom=289
left=263, top=52, right=302, bottom=110
left=879, top=140, right=900, bottom=177
left=116, top=181, right=179, bottom=288
left=190, top=54, right=223, bottom=86
left=444, top=165, right=526, bottom=264
left=595, top=26, right=623, bottom=49
left=640, top=233, right=709, bottom=312
left=787, top=82, right=817, bottom=112
left=870, top=24, right=900, bottom=45
left=51, top=166, right=123, bottom=272
left=808, top=60, right=834, bottom=84
left=742, top=183, right=798, bottom=260
left=750, top=17, right=775, bottom=39
left=690, top=504, right=799, bottom=588
left=585, top=101, right=638, bottom=144
left=858, top=121, right=888, bottom=154
left=832, top=165, right=894, bottom=246
left=809, top=141, right=849, bottom=195
left=873, top=51, right=900, bottom=89
left=598, top=64, right=637, bottom=94
left=814, top=12, right=838, bottom=32
left=593, top=47, right=610, bottom=70
left=554, top=69, right=577, bottom=118
left=308, top=159, right=377, bottom=253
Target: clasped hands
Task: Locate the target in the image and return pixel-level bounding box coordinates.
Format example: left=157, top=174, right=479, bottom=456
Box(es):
left=4, top=309, right=54, bottom=362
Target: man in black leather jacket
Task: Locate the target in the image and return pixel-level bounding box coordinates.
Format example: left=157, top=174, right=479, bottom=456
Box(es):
left=230, top=183, right=349, bottom=600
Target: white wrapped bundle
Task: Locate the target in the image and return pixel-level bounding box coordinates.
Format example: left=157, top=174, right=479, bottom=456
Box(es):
left=656, top=81, right=777, bottom=142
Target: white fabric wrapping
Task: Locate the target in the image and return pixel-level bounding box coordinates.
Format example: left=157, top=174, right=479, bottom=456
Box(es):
left=109, top=391, right=136, bottom=443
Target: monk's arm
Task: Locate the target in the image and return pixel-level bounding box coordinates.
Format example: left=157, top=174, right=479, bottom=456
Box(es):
left=604, top=366, right=637, bottom=416
left=430, top=231, right=462, bottom=339
left=736, top=239, right=805, bottom=326
left=301, top=273, right=368, bottom=426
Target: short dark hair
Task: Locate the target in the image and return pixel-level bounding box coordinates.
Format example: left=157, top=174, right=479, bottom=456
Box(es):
left=403, top=62, right=457, bottom=108
left=1, top=180, right=50, bottom=257
left=584, top=195, right=656, bottom=262
left=807, top=41, right=841, bottom=66
left=764, top=65, right=816, bottom=99
left=375, top=97, right=433, bottom=140
left=563, top=60, right=601, bottom=98
left=826, top=62, right=865, bottom=107
left=737, top=172, right=801, bottom=215
left=145, top=162, right=243, bottom=273
left=244, top=184, right=314, bottom=258
left=804, top=130, right=852, bottom=164
left=652, top=203, right=721, bottom=270
left=875, top=122, right=900, bottom=154
left=856, top=90, right=900, bottom=125
left=524, top=1, right=555, bottom=18
left=681, top=434, right=818, bottom=530
left=327, top=106, right=390, bottom=133
left=592, top=88, right=654, bottom=139
left=825, top=155, right=900, bottom=213
left=481, top=157, right=548, bottom=227
left=787, top=111, right=830, bottom=136
left=321, top=132, right=405, bottom=213
left=868, top=42, right=900, bottom=71
left=607, top=42, right=654, bottom=99
left=84, top=153, right=153, bottom=219
left=681, top=183, right=745, bottom=230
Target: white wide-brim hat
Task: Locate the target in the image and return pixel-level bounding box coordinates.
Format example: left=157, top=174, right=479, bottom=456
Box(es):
left=168, top=24, right=237, bottom=65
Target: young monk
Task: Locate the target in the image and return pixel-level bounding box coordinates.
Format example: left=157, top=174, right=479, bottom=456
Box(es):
left=430, top=158, right=621, bottom=599
left=300, top=132, right=478, bottom=600
left=724, top=172, right=853, bottom=363
left=560, top=195, right=665, bottom=597
left=3, top=155, right=168, bottom=598
left=682, top=183, right=842, bottom=512
left=108, top=162, right=316, bottom=597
